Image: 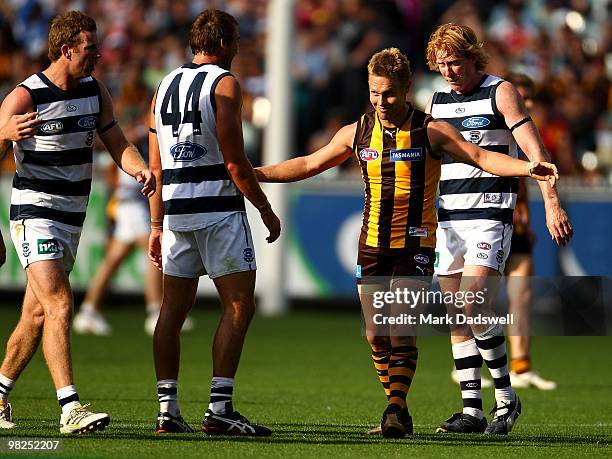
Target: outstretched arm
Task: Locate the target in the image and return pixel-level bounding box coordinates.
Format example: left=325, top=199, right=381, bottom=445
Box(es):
left=428, top=120, right=558, bottom=184
left=496, top=81, right=572, bottom=246
left=97, top=81, right=155, bottom=197
left=255, top=123, right=356, bottom=183
left=215, top=75, right=280, bottom=243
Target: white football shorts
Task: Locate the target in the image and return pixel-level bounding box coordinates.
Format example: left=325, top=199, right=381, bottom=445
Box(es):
left=10, top=219, right=81, bottom=272
left=114, top=200, right=150, bottom=243
left=435, top=220, right=513, bottom=275
left=162, top=212, right=256, bottom=279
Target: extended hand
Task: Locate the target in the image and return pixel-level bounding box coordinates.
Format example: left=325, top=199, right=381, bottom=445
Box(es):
left=136, top=169, right=156, bottom=197
left=528, top=161, right=559, bottom=187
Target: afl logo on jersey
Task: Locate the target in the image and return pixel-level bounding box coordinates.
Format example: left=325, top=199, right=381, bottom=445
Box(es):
left=77, top=116, right=98, bottom=129
left=39, top=120, right=64, bottom=134
left=359, top=148, right=379, bottom=162
left=170, top=142, right=207, bottom=162
left=462, top=116, right=490, bottom=129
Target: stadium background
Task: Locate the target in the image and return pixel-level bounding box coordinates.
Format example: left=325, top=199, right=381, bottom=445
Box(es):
left=0, top=1, right=610, bottom=456
left=0, top=0, right=610, bottom=298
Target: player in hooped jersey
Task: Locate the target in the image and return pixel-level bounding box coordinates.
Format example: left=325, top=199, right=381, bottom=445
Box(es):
left=426, top=24, right=573, bottom=435
left=147, top=10, right=280, bottom=435
left=255, top=48, right=558, bottom=438
left=0, top=11, right=154, bottom=433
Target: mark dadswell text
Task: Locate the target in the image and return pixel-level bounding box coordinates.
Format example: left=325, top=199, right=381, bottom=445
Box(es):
left=372, top=313, right=514, bottom=326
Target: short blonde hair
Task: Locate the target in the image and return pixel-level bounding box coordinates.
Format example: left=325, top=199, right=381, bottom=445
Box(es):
left=367, top=48, right=412, bottom=89
left=425, top=23, right=489, bottom=72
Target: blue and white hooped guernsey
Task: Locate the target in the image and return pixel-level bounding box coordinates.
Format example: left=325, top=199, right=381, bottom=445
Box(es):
left=430, top=74, right=519, bottom=226
left=10, top=72, right=101, bottom=231
left=154, top=63, right=244, bottom=232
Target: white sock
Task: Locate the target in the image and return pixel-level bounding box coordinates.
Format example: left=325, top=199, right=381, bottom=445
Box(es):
left=57, top=385, right=80, bottom=415
left=208, top=377, right=234, bottom=414
left=474, top=325, right=515, bottom=403
left=0, top=373, right=15, bottom=401
left=80, top=303, right=95, bottom=313
left=157, top=379, right=180, bottom=416
left=452, top=339, right=484, bottom=419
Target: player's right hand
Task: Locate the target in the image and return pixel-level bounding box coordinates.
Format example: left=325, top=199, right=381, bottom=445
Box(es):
left=0, top=112, right=41, bottom=141
left=148, top=229, right=163, bottom=270
left=261, top=208, right=281, bottom=243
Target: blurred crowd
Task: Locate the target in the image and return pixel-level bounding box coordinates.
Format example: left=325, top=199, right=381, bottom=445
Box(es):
left=0, top=0, right=610, bottom=185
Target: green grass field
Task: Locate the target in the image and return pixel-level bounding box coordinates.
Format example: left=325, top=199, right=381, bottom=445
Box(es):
left=0, top=305, right=610, bottom=458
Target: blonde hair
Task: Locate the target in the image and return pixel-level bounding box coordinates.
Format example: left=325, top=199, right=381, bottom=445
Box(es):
left=367, top=48, right=412, bottom=88
left=425, top=23, right=489, bottom=72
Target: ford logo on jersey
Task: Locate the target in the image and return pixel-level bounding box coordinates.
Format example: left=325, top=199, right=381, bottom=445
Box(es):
left=39, top=120, right=64, bottom=134
left=390, top=147, right=423, bottom=161
left=170, top=142, right=207, bottom=162
left=77, top=115, right=98, bottom=129
left=359, top=148, right=379, bottom=162
left=462, top=116, right=490, bottom=129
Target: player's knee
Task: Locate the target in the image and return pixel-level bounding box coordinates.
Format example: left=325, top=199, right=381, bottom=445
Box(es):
left=225, top=298, right=255, bottom=326
left=366, top=335, right=391, bottom=352
left=42, top=297, right=73, bottom=324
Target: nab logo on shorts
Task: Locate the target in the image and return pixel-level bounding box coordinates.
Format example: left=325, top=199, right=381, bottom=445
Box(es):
left=37, top=239, right=59, bottom=255
left=390, top=148, right=423, bottom=162
left=496, top=250, right=505, bottom=264
left=359, top=148, right=379, bottom=162
left=22, top=242, right=30, bottom=258
left=356, top=264, right=362, bottom=279
left=170, top=142, right=207, bottom=162
left=243, top=248, right=254, bottom=263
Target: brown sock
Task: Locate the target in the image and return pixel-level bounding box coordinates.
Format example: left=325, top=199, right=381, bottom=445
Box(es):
left=388, top=346, right=418, bottom=409
left=371, top=350, right=391, bottom=399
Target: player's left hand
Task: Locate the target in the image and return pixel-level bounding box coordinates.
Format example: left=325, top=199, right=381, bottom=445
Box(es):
left=136, top=168, right=156, bottom=197
left=528, top=161, right=559, bottom=187
left=545, top=201, right=573, bottom=247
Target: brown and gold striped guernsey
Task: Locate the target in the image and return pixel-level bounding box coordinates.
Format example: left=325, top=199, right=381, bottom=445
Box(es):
left=353, top=106, right=441, bottom=251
